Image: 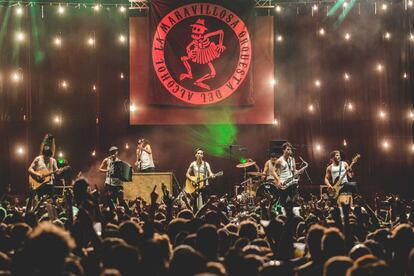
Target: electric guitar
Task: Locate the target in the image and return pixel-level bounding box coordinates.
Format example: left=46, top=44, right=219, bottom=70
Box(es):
left=29, top=166, right=70, bottom=190
left=327, top=154, right=361, bottom=199
left=184, top=171, right=223, bottom=194
left=278, top=157, right=308, bottom=190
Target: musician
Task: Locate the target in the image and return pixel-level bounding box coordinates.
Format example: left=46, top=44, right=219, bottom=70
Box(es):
left=28, top=145, right=58, bottom=198
left=186, top=148, right=217, bottom=208
left=273, top=142, right=303, bottom=203
left=263, top=152, right=279, bottom=182
left=135, top=138, right=155, bottom=172
left=99, top=146, right=123, bottom=206
left=324, top=150, right=356, bottom=194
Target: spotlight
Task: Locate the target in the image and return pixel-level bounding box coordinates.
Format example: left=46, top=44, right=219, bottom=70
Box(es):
left=408, top=110, right=414, bottom=119
left=58, top=152, right=64, bottom=158
left=315, top=144, right=322, bottom=151
left=93, top=4, right=101, bottom=11
left=403, top=72, right=408, bottom=79
left=92, top=84, right=97, bottom=91
left=410, top=33, right=414, bottom=41
left=276, top=35, right=283, bottom=42
left=60, top=80, right=68, bottom=89
left=119, top=34, right=127, bottom=43
left=343, top=2, right=348, bottom=7
left=87, top=37, right=95, bottom=46
left=16, top=146, right=25, bottom=156
left=15, top=7, right=23, bottom=16
left=409, top=0, right=413, bottom=7
left=91, top=150, right=96, bottom=157
left=270, top=79, right=277, bottom=86
left=314, top=80, right=321, bottom=87
left=120, top=73, right=125, bottom=79
left=125, top=143, right=129, bottom=149
left=58, top=6, right=65, bottom=14
left=381, top=140, right=390, bottom=150
left=381, top=3, right=388, bottom=11
left=312, top=5, right=318, bottom=11
left=411, top=144, right=414, bottom=153
left=308, top=104, right=315, bottom=112
left=343, top=139, right=348, bottom=146
left=319, top=28, right=325, bottom=36
left=275, top=5, right=281, bottom=12
left=344, top=73, right=350, bottom=80
left=130, top=104, right=137, bottom=112
left=54, top=37, right=62, bottom=46
left=119, top=6, right=127, bottom=13
left=384, top=32, right=391, bottom=40
left=344, top=33, right=351, bottom=40
left=273, top=119, right=279, bottom=126
left=379, top=110, right=387, bottom=119
left=15, top=32, right=25, bottom=42
left=53, top=115, right=62, bottom=124
left=376, top=64, right=384, bottom=72
left=11, top=71, right=22, bottom=83
left=347, top=102, right=354, bottom=111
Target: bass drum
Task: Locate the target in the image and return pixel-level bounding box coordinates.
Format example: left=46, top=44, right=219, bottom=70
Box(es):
left=255, top=182, right=279, bottom=198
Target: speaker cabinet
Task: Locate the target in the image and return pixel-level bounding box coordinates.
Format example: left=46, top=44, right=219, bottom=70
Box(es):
left=123, top=172, right=173, bottom=203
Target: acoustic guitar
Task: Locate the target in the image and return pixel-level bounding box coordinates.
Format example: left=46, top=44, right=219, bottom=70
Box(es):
left=29, top=166, right=70, bottom=190
left=184, top=171, right=223, bottom=194
left=327, top=154, right=360, bottom=199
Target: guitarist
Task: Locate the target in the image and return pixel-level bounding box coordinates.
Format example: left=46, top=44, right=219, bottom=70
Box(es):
left=185, top=148, right=217, bottom=210
left=324, top=150, right=356, bottom=196
left=28, top=145, right=58, bottom=198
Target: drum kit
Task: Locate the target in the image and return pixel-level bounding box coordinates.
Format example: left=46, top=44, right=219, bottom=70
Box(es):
left=235, top=159, right=279, bottom=207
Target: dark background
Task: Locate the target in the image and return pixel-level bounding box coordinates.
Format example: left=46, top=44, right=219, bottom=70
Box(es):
left=0, top=1, right=413, bottom=199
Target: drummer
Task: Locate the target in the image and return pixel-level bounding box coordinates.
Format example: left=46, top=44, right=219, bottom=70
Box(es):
left=262, top=152, right=281, bottom=186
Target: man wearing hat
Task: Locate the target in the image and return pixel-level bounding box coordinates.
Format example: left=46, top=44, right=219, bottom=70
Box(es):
left=99, top=146, right=123, bottom=207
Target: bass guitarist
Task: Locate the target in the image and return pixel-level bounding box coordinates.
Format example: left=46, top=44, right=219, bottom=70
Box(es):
left=324, top=150, right=357, bottom=197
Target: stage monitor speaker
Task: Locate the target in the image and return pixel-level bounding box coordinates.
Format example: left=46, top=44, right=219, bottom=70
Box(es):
left=123, top=172, right=173, bottom=203
left=269, top=140, right=287, bottom=157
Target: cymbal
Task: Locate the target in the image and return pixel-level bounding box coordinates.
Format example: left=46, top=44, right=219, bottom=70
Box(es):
left=247, top=171, right=266, bottom=177
left=236, top=161, right=256, bottom=168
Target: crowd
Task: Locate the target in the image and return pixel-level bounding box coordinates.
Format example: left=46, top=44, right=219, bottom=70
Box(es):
left=0, top=179, right=414, bottom=276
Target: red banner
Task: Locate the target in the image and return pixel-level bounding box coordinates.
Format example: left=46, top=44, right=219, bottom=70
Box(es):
left=150, top=0, right=255, bottom=106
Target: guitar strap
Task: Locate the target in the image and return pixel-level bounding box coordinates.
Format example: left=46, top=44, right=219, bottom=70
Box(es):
left=286, top=157, right=294, bottom=174
left=336, top=161, right=342, bottom=184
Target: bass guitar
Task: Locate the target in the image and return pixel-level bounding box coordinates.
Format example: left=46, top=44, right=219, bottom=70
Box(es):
left=29, top=166, right=70, bottom=190
left=184, top=171, right=223, bottom=194
left=327, top=154, right=361, bottom=199
left=278, top=157, right=308, bottom=190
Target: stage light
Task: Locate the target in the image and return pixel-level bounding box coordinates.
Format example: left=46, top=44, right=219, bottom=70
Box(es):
left=315, top=144, right=322, bottom=152
left=93, top=4, right=101, bottom=11
left=58, top=152, right=64, bottom=158
left=91, top=150, right=96, bottom=157
left=376, top=64, right=384, bottom=72
left=403, top=72, right=408, bottom=79
left=92, top=84, right=97, bottom=91
left=409, top=0, right=413, bottom=7
left=54, top=37, right=62, bottom=46
left=343, top=139, right=348, bottom=147
left=119, top=34, right=127, bottom=43
left=125, top=143, right=129, bottom=149
left=344, top=73, right=350, bottom=80
left=344, top=33, right=351, bottom=41
left=312, top=5, right=318, bottom=11
left=384, top=32, right=391, bottom=40
left=410, top=34, right=414, bottom=41
left=53, top=115, right=62, bottom=124
left=58, top=6, right=65, bottom=14
left=276, top=35, right=283, bottom=42
left=120, top=73, right=125, bottom=79
left=381, top=3, right=388, bottom=11
left=15, top=32, right=25, bottom=43
left=269, top=79, right=277, bottom=86
left=319, top=28, right=325, bottom=36
left=275, top=5, right=281, bottom=12
left=11, top=71, right=22, bottom=83
left=408, top=110, right=414, bottom=119
left=273, top=119, right=279, bottom=126
left=87, top=37, right=95, bottom=46
left=411, top=144, right=414, bottom=153
left=347, top=102, right=354, bottom=111
left=119, top=6, right=127, bottom=13
left=60, top=80, right=68, bottom=89
left=381, top=139, right=390, bottom=150
left=308, top=104, right=315, bottom=112
left=378, top=110, right=387, bottom=119
left=15, top=7, right=23, bottom=16
left=16, top=146, right=25, bottom=156
left=343, top=2, right=348, bottom=7
left=130, top=104, right=137, bottom=112
left=314, top=80, right=321, bottom=87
